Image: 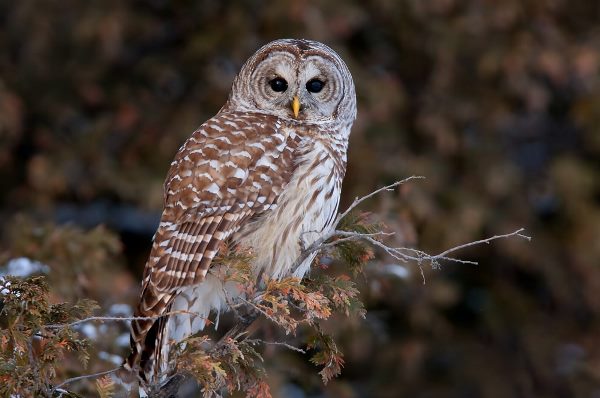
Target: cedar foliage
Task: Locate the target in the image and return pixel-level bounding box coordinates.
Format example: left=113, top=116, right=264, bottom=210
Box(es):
left=168, top=212, right=378, bottom=397
left=0, top=276, right=97, bottom=397
left=0, top=212, right=379, bottom=397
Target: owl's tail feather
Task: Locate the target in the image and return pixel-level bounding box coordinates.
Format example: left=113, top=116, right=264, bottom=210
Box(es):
left=119, top=284, right=174, bottom=391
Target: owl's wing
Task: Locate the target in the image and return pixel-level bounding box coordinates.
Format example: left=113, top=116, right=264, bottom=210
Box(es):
left=127, top=113, right=299, bottom=380
left=136, top=112, right=297, bottom=316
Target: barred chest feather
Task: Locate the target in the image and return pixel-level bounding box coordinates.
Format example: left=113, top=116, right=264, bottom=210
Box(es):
left=238, top=137, right=342, bottom=280
left=166, top=130, right=345, bottom=359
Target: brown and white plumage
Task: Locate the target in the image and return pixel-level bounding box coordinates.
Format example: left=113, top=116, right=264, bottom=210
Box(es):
left=124, top=39, right=357, bottom=390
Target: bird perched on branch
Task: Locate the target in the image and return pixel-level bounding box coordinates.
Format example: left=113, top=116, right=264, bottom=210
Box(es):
left=121, top=38, right=357, bottom=392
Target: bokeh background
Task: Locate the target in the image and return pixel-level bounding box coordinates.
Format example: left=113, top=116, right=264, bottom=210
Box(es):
left=1, top=1, right=600, bottom=397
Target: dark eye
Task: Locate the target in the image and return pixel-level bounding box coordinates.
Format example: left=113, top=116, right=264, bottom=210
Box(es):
left=306, top=79, right=325, bottom=93
left=269, top=77, right=288, bottom=92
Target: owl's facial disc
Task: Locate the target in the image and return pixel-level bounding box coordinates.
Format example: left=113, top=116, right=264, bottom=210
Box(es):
left=244, top=49, right=346, bottom=121
left=229, top=39, right=356, bottom=125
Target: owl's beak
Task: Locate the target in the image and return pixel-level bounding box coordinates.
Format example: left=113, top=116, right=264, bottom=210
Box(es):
left=291, top=96, right=301, bottom=118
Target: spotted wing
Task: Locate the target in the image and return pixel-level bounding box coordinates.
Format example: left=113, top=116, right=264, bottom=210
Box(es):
left=128, top=112, right=297, bottom=376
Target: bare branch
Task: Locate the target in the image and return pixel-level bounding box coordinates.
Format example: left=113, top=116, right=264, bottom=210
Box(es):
left=432, top=228, right=531, bottom=259
left=335, top=176, right=425, bottom=225
left=237, top=296, right=279, bottom=325
left=337, top=228, right=529, bottom=267
left=306, top=231, right=394, bottom=256
left=246, top=339, right=306, bottom=354
left=291, top=177, right=529, bottom=277
left=46, top=310, right=204, bottom=329
left=291, top=179, right=530, bottom=283
left=52, top=366, right=120, bottom=392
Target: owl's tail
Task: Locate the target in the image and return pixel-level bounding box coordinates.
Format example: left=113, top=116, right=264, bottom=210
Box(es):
left=117, top=282, right=174, bottom=392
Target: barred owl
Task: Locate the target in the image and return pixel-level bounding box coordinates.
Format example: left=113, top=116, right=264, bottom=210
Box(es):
left=123, top=39, right=357, bottom=390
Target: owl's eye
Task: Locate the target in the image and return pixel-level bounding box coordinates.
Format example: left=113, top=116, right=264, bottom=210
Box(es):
left=306, top=79, right=325, bottom=93
left=269, top=77, right=288, bottom=92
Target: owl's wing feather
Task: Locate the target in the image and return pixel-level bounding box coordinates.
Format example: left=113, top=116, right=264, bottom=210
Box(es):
left=145, top=113, right=295, bottom=294
left=128, top=112, right=297, bottom=377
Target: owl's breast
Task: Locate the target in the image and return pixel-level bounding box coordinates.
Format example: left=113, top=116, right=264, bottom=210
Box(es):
left=236, top=139, right=343, bottom=280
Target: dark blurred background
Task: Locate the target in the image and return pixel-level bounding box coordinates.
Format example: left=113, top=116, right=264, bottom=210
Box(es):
left=1, top=1, right=600, bottom=397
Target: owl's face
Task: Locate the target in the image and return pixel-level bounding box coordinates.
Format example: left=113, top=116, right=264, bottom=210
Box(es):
left=227, top=39, right=357, bottom=126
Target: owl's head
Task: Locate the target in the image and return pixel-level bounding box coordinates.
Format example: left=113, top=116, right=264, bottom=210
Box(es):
left=226, top=39, right=357, bottom=126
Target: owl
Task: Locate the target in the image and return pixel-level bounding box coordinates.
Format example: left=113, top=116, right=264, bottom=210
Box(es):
left=123, top=39, right=357, bottom=390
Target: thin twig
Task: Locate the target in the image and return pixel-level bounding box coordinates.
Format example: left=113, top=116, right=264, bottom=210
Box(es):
left=46, top=310, right=201, bottom=329
left=27, top=338, right=39, bottom=389
left=246, top=339, right=306, bottom=354
left=419, top=265, right=426, bottom=285
left=432, top=228, right=531, bottom=259
left=335, top=176, right=425, bottom=225
left=52, top=366, right=120, bottom=392
left=306, top=231, right=394, bottom=255
left=349, top=229, right=529, bottom=266
left=237, top=297, right=277, bottom=324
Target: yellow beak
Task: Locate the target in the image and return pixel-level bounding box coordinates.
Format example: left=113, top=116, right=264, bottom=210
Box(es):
left=291, top=96, right=300, bottom=118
